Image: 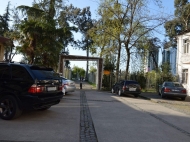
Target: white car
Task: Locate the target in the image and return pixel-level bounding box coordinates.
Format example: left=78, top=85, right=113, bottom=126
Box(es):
left=61, top=77, right=76, bottom=94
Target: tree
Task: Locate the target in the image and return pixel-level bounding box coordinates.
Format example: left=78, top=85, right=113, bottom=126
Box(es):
left=72, top=66, right=85, bottom=79
left=89, top=66, right=97, bottom=73
left=165, top=0, right=190, bottom=42
left=60, top=5, right=95, bottom=80
left=13, top=0, right=75, bottom=69
left=90, top=0, right=167, bottom=81
left=0, top=2, right=14, bottom=61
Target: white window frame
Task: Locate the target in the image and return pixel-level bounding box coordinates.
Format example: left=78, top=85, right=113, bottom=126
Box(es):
left=182, top=69, right=188, bottom=84
left=183, top=39, right=189, bottom=54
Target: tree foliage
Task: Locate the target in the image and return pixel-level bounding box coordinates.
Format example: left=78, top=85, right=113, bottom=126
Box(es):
left=72, top=66, right=85, bottom=78
left=165, top=0, right=190, bottom=41
left=90, top=0, right=167, bottom=81
left=0, top=2, right=15, bottom=61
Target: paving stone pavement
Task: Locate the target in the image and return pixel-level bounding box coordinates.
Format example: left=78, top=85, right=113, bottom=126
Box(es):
left=139, top=92, right=190, bottom=116
left=80, top=91, right=98, bottom=142
left=75, top=81, right=190, bottom=116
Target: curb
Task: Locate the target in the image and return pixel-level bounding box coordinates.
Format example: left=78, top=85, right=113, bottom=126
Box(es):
left=139, top=94, right=151, bottom=100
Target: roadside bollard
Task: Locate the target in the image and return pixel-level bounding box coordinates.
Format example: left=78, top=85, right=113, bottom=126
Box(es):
left=80, top=82, right=82, bottom=89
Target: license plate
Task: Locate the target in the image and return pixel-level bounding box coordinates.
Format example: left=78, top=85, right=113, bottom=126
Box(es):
left=172, top=89, right=179, bottom=92
left=129, top=88, right=136, bottom=91
left=47, top=87, right=56, bottom=91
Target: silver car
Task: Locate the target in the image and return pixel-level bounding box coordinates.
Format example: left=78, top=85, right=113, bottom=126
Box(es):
left=61, top=77, right=76, bottom=94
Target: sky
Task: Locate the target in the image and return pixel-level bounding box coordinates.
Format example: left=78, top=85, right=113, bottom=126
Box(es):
left=0, top=0, right=175, bottom=70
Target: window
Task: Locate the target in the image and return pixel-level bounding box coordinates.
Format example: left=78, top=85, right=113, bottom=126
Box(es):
left=182, top=69, right=188, bottom=84
left=166, top=50, right=170, bottom=63
left=183, top=39, right=189, bottom=54
left=11, top=65, right=31, bottom=80
left=0, top=65, right=10, bottom=79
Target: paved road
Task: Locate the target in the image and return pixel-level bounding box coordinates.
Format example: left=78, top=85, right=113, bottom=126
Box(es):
left=0, top=86, right=190, bottom=142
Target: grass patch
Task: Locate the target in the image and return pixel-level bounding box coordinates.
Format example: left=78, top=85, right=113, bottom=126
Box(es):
left=88, top=82, right=96, bottom=87
left=141, top=88, right=156, bottom=93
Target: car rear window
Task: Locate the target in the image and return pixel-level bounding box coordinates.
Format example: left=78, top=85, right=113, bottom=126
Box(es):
left=124, top=81, right=138, bottom=85
left=165, top=82, right=174, bottom=87
left=174, top=83, right=183, bottom=87
left=30, top=66, right=60, bottom=79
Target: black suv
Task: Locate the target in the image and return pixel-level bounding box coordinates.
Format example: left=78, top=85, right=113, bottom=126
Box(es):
left=111, top=80, right=141, bottom=97
left=0, top=62, right=63, bottom=120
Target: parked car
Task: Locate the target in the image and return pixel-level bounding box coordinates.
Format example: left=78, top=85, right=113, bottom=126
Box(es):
left=111, top=80, right=141, bottom=97
left=158, top=81, right=187, bottom=100
left=61, top=77, right=76, bottom=94
left=0, top=62, right=63, bottom=120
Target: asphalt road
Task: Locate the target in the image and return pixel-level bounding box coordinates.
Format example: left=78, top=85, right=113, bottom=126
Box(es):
left=0, top=88, right=190, bottom=142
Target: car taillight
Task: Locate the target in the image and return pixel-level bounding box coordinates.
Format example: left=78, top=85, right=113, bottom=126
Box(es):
left=164, top=87, right=171, bottom=92
left=28, top=84, right=44, bottom=93
left=181, top=89, right=187, bottom=93
left=59, top=85, right=63, bottom=91
left=123, top=86, right=126, bottom=90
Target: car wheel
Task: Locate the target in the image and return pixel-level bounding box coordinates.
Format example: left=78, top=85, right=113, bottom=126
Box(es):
left=161, top=91, right=165, bottom=98
left=38, top=106, right=51, bottom=111
left=118, top=89, right=122, bottom=96
left=0, top=95, right=22, bottom=120
left=134, top=94, right=139, bottom=98
left=181, top=97, right=186, bottom=101
left=158, top=91, right=161, bottom=96
left=111, top=88, right=115, bottom=93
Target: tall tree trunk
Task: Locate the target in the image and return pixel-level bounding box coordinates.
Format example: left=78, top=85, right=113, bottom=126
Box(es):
left=125, top=42, right=130, bottom=80
left=115, top=40, right=121, bottom=82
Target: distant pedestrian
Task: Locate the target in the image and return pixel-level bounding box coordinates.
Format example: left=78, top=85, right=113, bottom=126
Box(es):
left=62, top=84, right=65, bottom=95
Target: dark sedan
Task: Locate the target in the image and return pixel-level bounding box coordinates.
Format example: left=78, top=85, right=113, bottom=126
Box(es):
left=158, top=81, right=187, bottom=100
left=111, top=80, right=141, bottom=97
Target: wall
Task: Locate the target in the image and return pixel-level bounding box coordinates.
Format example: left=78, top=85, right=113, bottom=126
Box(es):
left=177, top=33, right=190, bottom=96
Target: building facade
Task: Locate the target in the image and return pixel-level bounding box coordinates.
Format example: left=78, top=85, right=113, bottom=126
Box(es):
left=144, top=47, right=159, bottom=72
left=162, top=47, right=177, bottom=75
left=177, top=32, right=190, bottom=96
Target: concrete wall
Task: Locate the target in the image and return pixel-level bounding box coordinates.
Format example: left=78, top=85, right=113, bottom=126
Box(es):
left=88, top=72, right=96, bottom=84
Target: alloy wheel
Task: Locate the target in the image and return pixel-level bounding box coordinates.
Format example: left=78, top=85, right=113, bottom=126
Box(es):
left=0, top=99, right=14, bottom=118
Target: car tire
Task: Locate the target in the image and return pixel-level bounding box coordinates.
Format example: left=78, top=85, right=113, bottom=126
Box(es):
left=134, top=94, right=139, bottom=98
left=158, top=91, right=161, bottom=96
left=0, top=95, right=22, bottom=120
left=181, top=97, right=186, bottom=101
left=111, top=88, right=115, bottom=93
left=118, top=89, right=122, bottom=96
left=38, top=106, right=51, bottom=111
left=161, top=91, right=165, bottom=98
